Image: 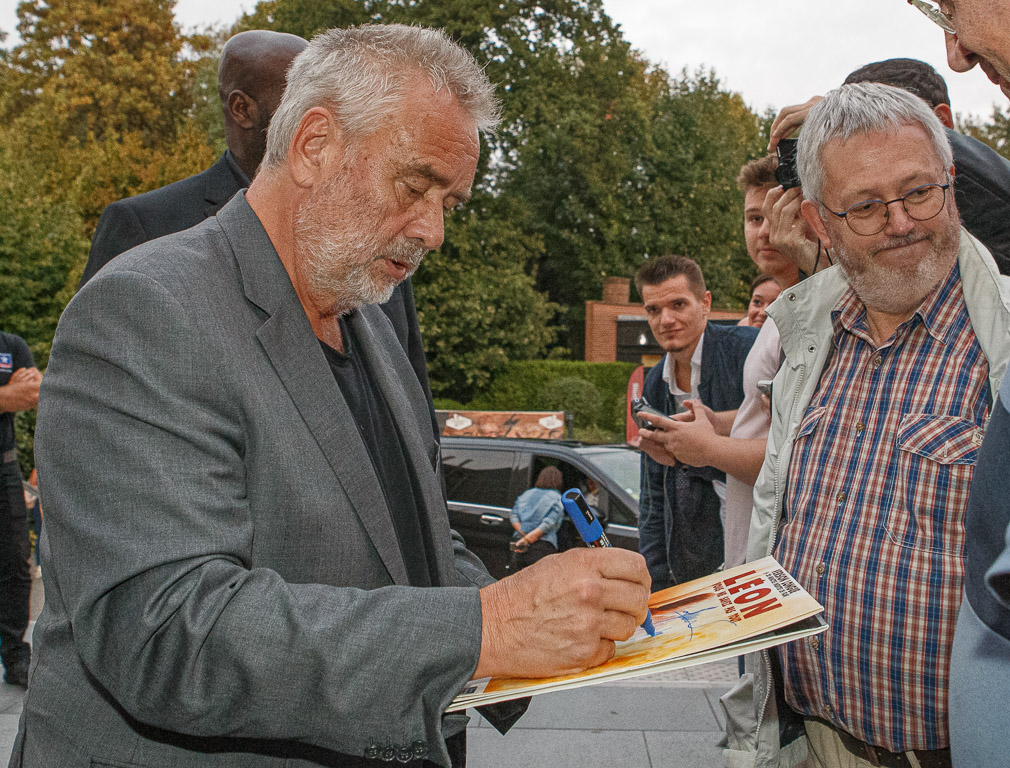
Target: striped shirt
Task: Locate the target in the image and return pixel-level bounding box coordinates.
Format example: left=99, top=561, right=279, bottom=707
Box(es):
left=776, top=262, right=989, bottom=752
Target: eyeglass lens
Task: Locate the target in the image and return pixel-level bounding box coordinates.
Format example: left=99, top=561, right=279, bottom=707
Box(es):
left=844, top=184, right=948, bottom=235
left=907, top=0, right=955, bottom=34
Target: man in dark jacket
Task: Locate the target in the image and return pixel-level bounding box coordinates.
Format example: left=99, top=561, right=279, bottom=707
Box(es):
left=79, top=30, right=308, bottom=287
left=634, top=255, right=757, bottom=590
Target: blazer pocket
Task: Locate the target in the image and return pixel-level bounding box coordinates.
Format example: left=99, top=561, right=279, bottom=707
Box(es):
left=885, top=412, right=981, bottom=556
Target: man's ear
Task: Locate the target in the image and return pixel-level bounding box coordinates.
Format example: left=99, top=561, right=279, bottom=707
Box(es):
left=933, top=103, right=955, bottom=129
left=226, top=90, right=257, bottom=130
left=801, top=199, right=832, bottom=252
left=702, top=290, right=712, bottom=314
left=287, top=107, right=343, bottom=189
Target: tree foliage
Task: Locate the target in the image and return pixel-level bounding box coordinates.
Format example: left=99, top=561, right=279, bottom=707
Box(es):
left=0, top=145, right=88, bottom=368
left=958, top=105, right=1010, bottom=162
left=16, top=0, right=1010, bottom=409
left=249, top=0, right=766, bottom=363
left=0, top=0, right=218, bottom=226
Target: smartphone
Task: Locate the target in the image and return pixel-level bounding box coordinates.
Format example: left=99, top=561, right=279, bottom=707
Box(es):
left=630, top=397, right=667, bottom=430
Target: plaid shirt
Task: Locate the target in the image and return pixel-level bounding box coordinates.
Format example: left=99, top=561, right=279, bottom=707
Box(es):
left=776, top=262, right=990, bottom=752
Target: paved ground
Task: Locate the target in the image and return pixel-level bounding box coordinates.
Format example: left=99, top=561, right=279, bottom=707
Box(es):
left=1, top=572, right=738, bottom=767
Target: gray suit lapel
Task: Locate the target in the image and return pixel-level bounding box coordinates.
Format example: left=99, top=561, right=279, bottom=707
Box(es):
left=217, top=194, right=410, bottom=585
left=348, top=308, right=458, bottom=586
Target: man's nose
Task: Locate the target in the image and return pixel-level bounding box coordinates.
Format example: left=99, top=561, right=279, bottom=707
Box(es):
left=946, top=32, right=978, bottom=74
left=883, top=200, right=916, bottom=235
left=404, top=200, right=445, bottom=251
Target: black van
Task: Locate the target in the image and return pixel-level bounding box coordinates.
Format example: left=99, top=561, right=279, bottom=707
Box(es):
left=441, top=436, right=641, bottom=579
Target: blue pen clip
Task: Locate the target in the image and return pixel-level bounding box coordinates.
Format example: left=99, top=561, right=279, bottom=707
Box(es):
left=561, top=488, right=657, bottom=636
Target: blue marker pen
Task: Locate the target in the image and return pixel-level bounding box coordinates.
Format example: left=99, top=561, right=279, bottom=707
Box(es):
left=561, top=488, right=657, bottom=637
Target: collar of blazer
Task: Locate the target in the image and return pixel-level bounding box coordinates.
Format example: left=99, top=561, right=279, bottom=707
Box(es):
left=201, top=152, right=249, bottom=219
left=214, top=193, right=454, bottom=586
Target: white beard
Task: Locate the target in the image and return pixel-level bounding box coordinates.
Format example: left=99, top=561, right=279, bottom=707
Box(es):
left=292, top=173, right=426, bottom=315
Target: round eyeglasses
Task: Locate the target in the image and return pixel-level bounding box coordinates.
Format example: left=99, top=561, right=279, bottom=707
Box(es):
left=821, top=182, right=951, bottom=236
left=907, top=0, right=955, bottom=34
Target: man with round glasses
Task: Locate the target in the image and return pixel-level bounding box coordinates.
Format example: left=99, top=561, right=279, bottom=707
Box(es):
left=722, top=82, right=1010, bottom=768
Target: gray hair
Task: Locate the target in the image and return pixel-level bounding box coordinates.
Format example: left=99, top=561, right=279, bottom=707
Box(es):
left=263, top=24, right=501, bottom=168
left=797, top=82, right=953, bottom=204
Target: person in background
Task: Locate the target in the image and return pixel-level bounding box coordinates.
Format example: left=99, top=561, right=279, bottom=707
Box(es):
left=642, top=155, right=820, bottom=573
left=767, top=56, right=1010, bottom=274
left=635, top=255, right=757, bottom=591
left=738, top=274, right=781, bottom=329
left=0, top=330, right=41, bottom=689
left=509, top=466, right=565, bottom=569
left=79, top=30, right=308, bottom=287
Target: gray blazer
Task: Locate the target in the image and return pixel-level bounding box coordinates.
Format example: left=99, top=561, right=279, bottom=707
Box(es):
left=13, top=194, right=492, bottom=767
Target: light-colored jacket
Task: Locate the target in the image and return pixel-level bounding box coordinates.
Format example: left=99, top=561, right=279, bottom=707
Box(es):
left=720, top=230, right=1010, bottom=768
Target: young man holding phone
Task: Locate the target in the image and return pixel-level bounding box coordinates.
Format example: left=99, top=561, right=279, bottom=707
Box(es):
left=634, top=255, right=756, bottom=591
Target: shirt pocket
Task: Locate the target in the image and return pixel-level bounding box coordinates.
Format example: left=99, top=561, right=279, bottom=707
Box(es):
left=886, top=413, right=981, bottom=556
left=794, top=406, right=825, bottom=443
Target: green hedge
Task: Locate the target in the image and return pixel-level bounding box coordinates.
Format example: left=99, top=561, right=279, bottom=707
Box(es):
left=469, top=360, right=639, bottom=433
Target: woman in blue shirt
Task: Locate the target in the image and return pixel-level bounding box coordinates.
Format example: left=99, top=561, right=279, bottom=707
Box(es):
left=509, top=466, right=565, bottom=569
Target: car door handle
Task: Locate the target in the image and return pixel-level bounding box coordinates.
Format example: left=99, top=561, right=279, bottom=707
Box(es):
left=479, top=513, right=505, bottom=525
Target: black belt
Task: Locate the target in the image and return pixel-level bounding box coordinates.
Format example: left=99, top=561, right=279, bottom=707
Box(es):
left=806, top=717, right=952, bottom=768
left=1, top=449, right=16, bottom=464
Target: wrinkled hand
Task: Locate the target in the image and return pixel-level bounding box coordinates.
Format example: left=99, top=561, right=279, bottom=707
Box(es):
left=763, top=185, right=819, bottom=274
left=476, top=548, right=650, bottom=679
left=767, top=95, right=823, bottom=152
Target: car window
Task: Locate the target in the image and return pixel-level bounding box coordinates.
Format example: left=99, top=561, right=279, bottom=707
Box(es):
left=580, top=449, right=641, bottom=503
left=441, top=448, right=514, bottom=508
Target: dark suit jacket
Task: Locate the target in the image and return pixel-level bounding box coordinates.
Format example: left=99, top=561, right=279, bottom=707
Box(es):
left=950, top=128, right=1010, bottom=276
left=14, top=195, right=490, bottom=768
left=80, top=152, right=434, bottom=398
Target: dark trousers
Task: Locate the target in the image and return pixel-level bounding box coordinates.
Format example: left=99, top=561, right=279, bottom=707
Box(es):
left=510, top=540, right=557, bottom=571
left=0, top=460, right=31, bottom=667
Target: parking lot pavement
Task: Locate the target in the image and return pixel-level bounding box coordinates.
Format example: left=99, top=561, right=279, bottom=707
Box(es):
left=466, top=663, right=737, bottom=768
left=1, top=572, right=737, bottom=767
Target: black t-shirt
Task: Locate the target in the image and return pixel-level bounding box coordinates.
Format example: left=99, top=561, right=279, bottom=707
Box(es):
left=320, top=316, right=439, bottom=587
left=0, top=331, right=34, bottom=454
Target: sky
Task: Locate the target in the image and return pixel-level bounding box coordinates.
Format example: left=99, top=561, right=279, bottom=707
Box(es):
left=0, top=0, right=1005, bottom=122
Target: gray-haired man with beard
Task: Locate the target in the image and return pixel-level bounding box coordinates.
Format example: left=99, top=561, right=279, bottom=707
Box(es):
left=722, top=82, right=1010, bottom=768
left=14, top=25, right=650, bottom=768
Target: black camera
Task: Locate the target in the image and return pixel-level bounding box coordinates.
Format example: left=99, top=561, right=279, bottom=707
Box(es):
left=775, top=137, right=801, bottom=190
